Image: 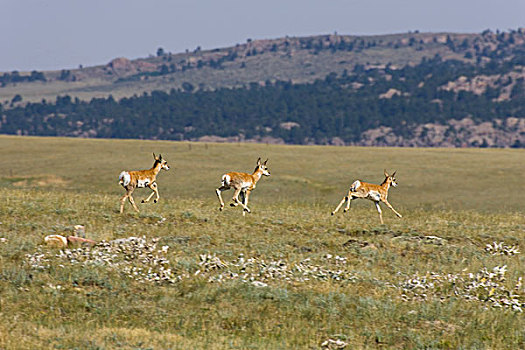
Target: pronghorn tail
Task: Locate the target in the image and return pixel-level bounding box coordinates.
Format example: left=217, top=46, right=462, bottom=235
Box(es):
left=221, top=174, right=231, bottom=187
left=350, top=180, right=361, bottom=192
left=119, top=171, right=131, bottom=186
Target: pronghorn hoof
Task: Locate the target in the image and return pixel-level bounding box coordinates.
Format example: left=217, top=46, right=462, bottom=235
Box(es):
left=331, top=212, right=335, bottom=216
left=219, top=207, right=224, bottom=211
left=154, top=200, right=157, bottom=203
left=230, top=203, right=236, bottom=207
left=141, top=200, right=145, bottom=203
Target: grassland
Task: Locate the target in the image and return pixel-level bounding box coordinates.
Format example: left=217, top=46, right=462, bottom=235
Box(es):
left=0, top=135, right=524, bottom=349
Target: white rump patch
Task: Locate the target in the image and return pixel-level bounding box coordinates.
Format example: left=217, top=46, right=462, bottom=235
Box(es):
left=137, top=178, right=151, bottom=188
left=119, top=171, right=131, bottom=186
left=44, top=234, right=68, bottom=247
left=222, top=174, right=231, bottom=186
left=350, top=180, right=361, bottom=192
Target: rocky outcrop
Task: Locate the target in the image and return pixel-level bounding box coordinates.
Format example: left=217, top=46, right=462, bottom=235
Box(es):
left=358, top=117, right=525, bottom=147
left=107, top=57, right=157, bottom=75
left=194, top=135, right=285, bottom=144
left=441, top=67, right=525, bottom=101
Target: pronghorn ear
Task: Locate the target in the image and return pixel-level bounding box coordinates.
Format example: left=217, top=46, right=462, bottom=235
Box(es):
left=257, top=157, right=261, bottom=165
left=153, top=153, right=157, bottom=160
left=159, top=154, right=163, bottom=160
left=384, top=169, right=389, bottom=177
left=263, top=158, right=268, bottom=165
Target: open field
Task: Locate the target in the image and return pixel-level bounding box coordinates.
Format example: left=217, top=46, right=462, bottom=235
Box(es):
left=0, top=135, right=524, bottom=349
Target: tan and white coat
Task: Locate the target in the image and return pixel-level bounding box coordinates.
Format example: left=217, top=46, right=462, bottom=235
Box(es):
left=216, top=158, right=270, bottom=215
left=118, top=153, right=170, bottom=213
left=331, top=170, right=402, bottom=224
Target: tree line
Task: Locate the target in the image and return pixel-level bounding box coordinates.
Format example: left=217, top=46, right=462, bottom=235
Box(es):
left=1, top=56, right=524, bottom=146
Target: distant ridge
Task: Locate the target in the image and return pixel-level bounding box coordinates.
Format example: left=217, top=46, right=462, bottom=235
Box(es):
left=1, top=29, right=524, bottom=147
left=2, top=29, right=524, bottom=103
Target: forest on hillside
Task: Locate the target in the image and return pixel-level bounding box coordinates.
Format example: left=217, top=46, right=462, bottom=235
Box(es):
left=1, top=53, right=525, bottom=147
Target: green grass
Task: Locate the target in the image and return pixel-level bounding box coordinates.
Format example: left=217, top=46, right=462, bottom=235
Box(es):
left=0, top=135, right=524, bottom=349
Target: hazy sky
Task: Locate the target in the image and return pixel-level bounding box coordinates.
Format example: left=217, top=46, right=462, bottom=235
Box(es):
left=1, top=0, right=524, bottom=72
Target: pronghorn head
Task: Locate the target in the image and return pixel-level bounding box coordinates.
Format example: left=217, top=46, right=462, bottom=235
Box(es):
left=153, top=153, right=170, bottom=171
left=384, top=169, right=398, bottom=187
left=256, top=158, right=271, bottom=176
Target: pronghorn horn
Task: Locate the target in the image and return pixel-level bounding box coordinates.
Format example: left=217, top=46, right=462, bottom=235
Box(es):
left=263, top=158, right=268, bottom=165
left=159, top=154, right=163, bottom=160
left=153, top=153, right=157, bottom=159
left=392, top=171, right=396, bottom=177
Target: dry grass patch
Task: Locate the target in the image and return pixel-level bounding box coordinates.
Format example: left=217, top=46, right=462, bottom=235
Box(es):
left=6, top=174, right=69, bottom=188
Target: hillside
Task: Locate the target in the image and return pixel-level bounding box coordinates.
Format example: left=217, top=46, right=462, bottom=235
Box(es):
left=1, top=29, right=525, bottom=147
left=2, top=30, right=524, bottom=103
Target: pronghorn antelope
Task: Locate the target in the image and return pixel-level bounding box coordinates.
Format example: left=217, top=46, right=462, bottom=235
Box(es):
left=118, top=153, right=170, bottom=213
left=331, top=170, right=402, bottom=224
left=216, top=158, right=270, bottom=215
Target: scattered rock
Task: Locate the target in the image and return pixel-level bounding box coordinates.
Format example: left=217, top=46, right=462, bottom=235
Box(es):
left=485, top=241, right=520, bottom=255
left=321, top=338, right=348, bottom=349
left=391, top=235, right=447, bottom=245
left=343, top=239, right=376, bottom=249
left=399, top=265, right=524, bottom=312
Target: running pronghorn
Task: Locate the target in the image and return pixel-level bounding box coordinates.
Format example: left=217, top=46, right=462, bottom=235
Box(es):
left=118, top=153, right=170, bottom=213
left=216, top=158, right=270, bottom=215
left=331, top=170, right=402, bottom=224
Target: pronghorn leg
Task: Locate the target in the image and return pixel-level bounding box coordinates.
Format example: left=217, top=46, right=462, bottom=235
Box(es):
left=128, top=195, right=140, bottom=212
left=119, top=194, right=128, bottom=213
left=230, top=188, right=242, bottom=207
left=126, top=189, right=139, bottom=212
left=344, top=195, right=354, bottom=212
left=216, top=186, right=228, bottom=211
left=142, top=183, right=159, bottom=204
left=153, top=183, right=160, bottom=203
left=242, top=190, right=251, bottom=216
left=375, top=202, right=384, bottom=224
left=231, top=188, right=250, bottom=212
left=142, top=190, right=155, bottom=204
left=383, top=199, right=402, bottom=218
left=331, top=195, right=349, bottom=215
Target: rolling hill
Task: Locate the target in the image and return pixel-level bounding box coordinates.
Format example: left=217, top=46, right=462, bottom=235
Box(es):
left=1, top=29, right=525, bottom=147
